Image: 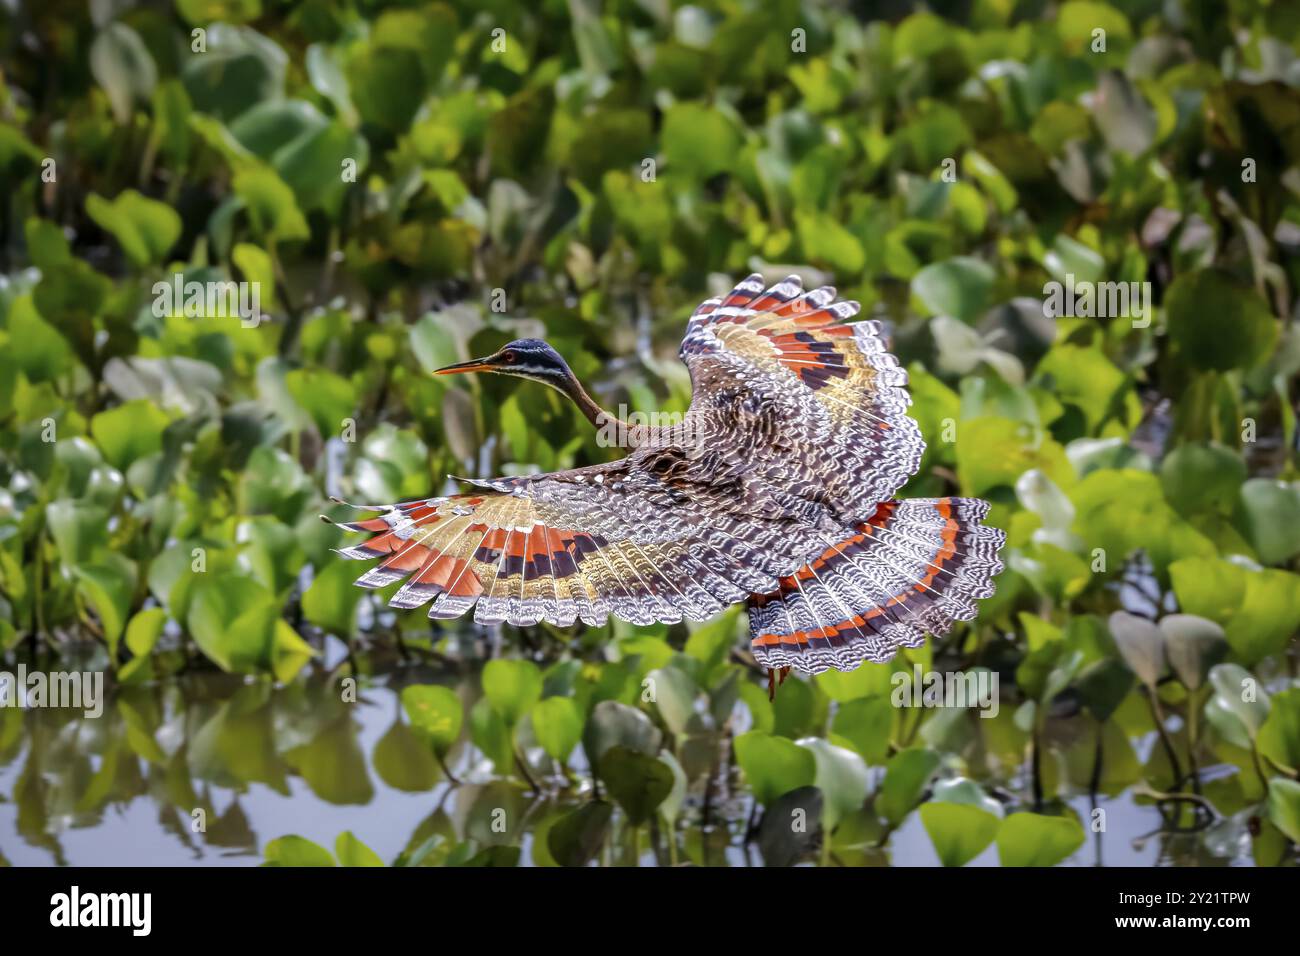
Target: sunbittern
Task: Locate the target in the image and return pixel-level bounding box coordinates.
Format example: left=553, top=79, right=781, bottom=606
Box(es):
left=327, top=274, right=1006, bottom=696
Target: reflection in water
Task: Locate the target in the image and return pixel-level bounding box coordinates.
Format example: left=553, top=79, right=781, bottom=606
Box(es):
left=0, top=636, right=1265, bottom=867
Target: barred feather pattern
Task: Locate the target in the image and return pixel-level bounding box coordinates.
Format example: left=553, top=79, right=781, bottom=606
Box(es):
left=331, top=273, right=1006, bottom=674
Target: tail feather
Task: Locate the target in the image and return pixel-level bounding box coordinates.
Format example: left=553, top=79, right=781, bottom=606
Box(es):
left=747, top=497, right=1005, bottom=675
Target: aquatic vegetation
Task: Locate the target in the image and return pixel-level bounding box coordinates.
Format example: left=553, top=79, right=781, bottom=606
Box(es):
left=1, top=0, right=1299, bottom=865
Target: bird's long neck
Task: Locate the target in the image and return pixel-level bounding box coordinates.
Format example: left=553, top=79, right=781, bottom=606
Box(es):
left=556, top=368, right=618, bottom=431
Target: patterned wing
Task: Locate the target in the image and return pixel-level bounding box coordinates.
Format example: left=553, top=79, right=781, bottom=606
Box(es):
left=679, top=273, right=924, bottom=523
left=746, top=498, right=1006, bottom=674
left=327, top=461, right=837, bottom=629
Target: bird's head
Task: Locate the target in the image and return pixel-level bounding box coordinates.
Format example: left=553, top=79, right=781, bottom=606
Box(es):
left=434, top=338, right=574, bottom=390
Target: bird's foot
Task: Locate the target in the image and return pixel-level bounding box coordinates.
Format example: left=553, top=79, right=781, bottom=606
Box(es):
left=766, top=668, right=776, bottom=702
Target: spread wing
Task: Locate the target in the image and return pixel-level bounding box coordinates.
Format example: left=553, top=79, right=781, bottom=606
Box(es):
left=327, top=460, right=845, bottom=629
left=331, top=273, right=937, bottom=635
left=679, top=273, right=924, bottom=523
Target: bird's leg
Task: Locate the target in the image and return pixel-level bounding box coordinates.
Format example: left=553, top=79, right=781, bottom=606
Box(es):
left=779, top=666, right=790, bottom=686
left=766, top=668, right=776, bottom=702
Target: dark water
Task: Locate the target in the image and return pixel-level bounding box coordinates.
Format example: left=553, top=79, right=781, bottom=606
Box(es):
left=0, top=635, right=1262, bottom=867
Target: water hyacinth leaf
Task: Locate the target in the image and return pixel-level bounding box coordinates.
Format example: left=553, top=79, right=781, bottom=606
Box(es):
left=815, top=661, right=894, bottom=701
left=73, top=555, right=136, bottom=651
left=758, top=786, right=823, bottom=867
left=301, top=559, right=363, bottom=636
left=1257, top=689, right=1300, bottom=774
left=410, top=312, right=463, bottom=375
left=683, top=606, right=741, bottom=681
left=182, top=24, right=287, bottom=122
left=263, top=835, right=335, bottom=867
left=90, top=22, right=158, bottom=123
left=372, top=720, right=439, bottom=792
left=931, top=777, right=1004, bottom=817
left=598, top=746, right=674, bottom=825
left=86, top=191, right=180, bottom=267
left=1207, top=663, right=1270, bottom=744
left=1107, top=611, right=1164, bottom=689
left=878, top=747, right=941, bottom=824
left=646, top=665, right=696, bottom=737
left=401, top=684, right=463, bottom=755
left=582, top=700, right=662, bottom=774
left=920, top=802, right=1000, bottom=867
left=734, top=730, right=817, bottom=807
left=661, top=103, right=741, bottom=179
left=548, top=801, right=612, bottom=868
left=90, top=399, right=171, bottom=471
left=912, top=256, right=994, bottom=323
left=830, top=695, right=894, bottom=764
left=482, top=659, right=543, bottom=727
left=1238, top=479, right=1300, bottom=565
left=1159, top=614, right=1227, bottom=690
left=1159, top=444, right=1245, bottom=517
left=46, top=500, right=109, bottom=567
left=1267, top=779, right=1300, bottom=844
left=530, top=696, right=583, bottom=764
left=796, top=738, right=869, bottom=830
left=335, top=831, right=384, bottom=867
left=1165, top=270, right=1278, bottom=372
left=658, top=750, right=689, bottom=825
left=1075, top=657, right=1135, bottom=723
left=122, top=607, right=166, bottom=665
left=996, top=813, right=1085, bottom=866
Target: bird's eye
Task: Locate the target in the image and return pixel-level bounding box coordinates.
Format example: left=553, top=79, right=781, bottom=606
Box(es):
left=501, top=350, right=517, bottom=363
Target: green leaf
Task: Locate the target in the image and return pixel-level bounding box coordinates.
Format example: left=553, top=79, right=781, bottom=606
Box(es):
left=482, top=659, right=543, bottom=727
left=583, top=701, right=662, bottom=775
left=233, top=167, right=310, bottom=241
left=920, top=802, right=1001, bottom=867
left=1238, top=479, right=1300, bottom=565
left=547, top=801, right=612, bottom=867
left=1107, top=611, right=1163, bottom=689
left=1160, top=444, right=1245, bottom=518
left=1166, top=270, right=1278, bottom=371
left=878, top=747, right=941, bottom=824
left=334, top=831, right=384, bottom=867
left=74, top=555, right=136, bottom=651
left=401, top=684, right=463, bottom=755
left=89, top=23, right=157, bottom=123
left=85, top=190, right=180, bottom=267
left=90, top=399, right=171, bottom=471
left=912, top=256, right=994, bottom=323
left=530, top=696, right=583, bottom=764
left=830, top=695, right=894, bottom=764
left=646, top=665, right=696, bottom=737
left=598, top=746, right=674, bottom=825
left=301, top=559, right=363, bottom=636
left=1266, top=779, right=1300, bottom=844
left=661, top=103, right=741, bottom=180
left=734, top=730, right=817, bottom=806
left=797, top=737, right=869, bottom=830
left=1159, top=614, right=1226, bottom=691
left=287, top=366, right=358, bottom=442
left=1207, top=663, right=1270, bottom=746
left=1257, top=688, right=1300, bottom=774
left=372, top=720, right=439, bottom=791
left=996, top=813, right=1085, bottom=866
left=264, top=835, right=335, bottom=867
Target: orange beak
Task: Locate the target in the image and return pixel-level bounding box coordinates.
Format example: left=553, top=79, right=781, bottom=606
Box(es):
left=433, top=358, right=495, bottom=376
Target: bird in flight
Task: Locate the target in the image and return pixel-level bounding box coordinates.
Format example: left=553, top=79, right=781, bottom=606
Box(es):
left=327, top=274, right=1005, bottom=698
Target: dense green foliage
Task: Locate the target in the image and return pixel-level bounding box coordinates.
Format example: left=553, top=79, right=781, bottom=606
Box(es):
left=2, top=0, right=1300, bottom=866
